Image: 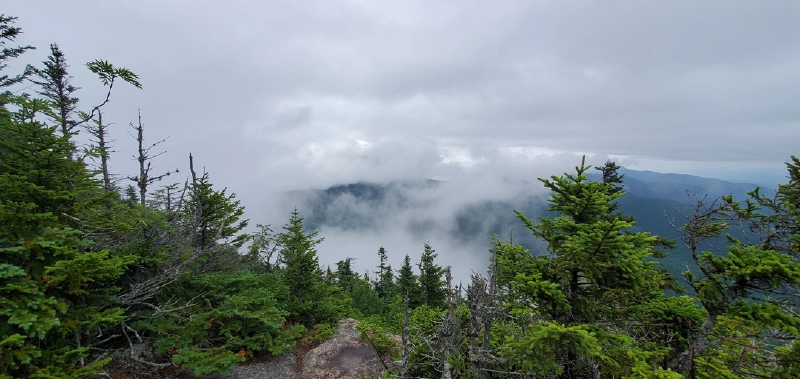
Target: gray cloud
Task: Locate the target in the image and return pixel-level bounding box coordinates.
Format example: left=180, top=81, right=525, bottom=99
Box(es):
left=5, top=1, right=797, bottom=227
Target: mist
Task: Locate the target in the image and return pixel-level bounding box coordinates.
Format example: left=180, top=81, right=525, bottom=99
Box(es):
left=266, top=165, right=560, bottom=283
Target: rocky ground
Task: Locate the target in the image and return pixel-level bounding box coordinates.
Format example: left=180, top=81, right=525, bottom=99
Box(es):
left=228, top=318, right=393, bottom=379
left=102, top=318, right=395, bottom=379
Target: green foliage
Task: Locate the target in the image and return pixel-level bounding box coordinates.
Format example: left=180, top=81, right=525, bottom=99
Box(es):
left=348, top=277, right=389, bottom=318
left=300, top=323, right=336, bottom=345
left=774, top=341, right=800, bottom=379
left=170, top=347, right=245, bottom=377
left=675, top=156, right=800, bottom=376
left=0, top=93, right=133, bottom=377
left=498, top=157, right=674, bottom=377
left=418, top=243, right=446, bottom=309
left=356, top=317, right=399, bottom=367
left=373, top=246, right=396, bottom=300
left=335, top=257, right=359, bottom=291
left=3, top=15, right=799, bottom=377
left=143, top=271, right=304, bottom=376
left=186, top=171, right=249, bottom=249
left=500, top=321, right=601, bottom=376
left=85, top=59, right=141, bottom=89
left=406, top=305, right=446, bottom=377
left=595, top=159, right=625, bottom=215
left=30, top=43, right=80, bottom=136
left=277, top=209, right=337, bottom=326
left=0, top=15, right=35, bottom=89
left=396, top=254, right=422, bottom=308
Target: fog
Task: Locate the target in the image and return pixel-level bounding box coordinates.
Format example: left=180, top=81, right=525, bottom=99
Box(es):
left=4, top=2, right=798, bottom=281
left=268, top=162, right=562, bottom=283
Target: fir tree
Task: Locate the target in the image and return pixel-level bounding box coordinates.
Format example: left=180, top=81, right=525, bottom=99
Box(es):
left=672, top=156, right=800, bottom=377
left=30, top=43, right=80, bottom=136
left=335, top=257, right=358, bottom=291
left=595, top=160, right=625, bottom=215
left=0, top=15, right=34, bottom=89
left=374, top=246, right=396, bottom=299
left=186, top=170, right=248, bottom=249
left=0, top=93, right=135, bottom=377
left=397, top=254, right=422, bottom=308
left=277, top=209, right=326, bottom=325
left=504, top=156, right=677, bottom=378
left=417, top=243, right=446, bottom=308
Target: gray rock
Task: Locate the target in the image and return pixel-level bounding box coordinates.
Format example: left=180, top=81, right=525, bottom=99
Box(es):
left=228, top=318, right=397, bottom=379
left=301, top=318, right=394, bottom=379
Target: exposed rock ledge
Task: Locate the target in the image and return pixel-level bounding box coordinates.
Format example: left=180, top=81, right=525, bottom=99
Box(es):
left=228, top=318, right=397, bottom=379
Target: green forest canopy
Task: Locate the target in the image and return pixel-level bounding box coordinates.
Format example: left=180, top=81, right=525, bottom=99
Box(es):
left=1, top=14, right=799, bottom=379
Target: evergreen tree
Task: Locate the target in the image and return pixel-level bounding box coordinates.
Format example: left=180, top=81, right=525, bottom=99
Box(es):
left=123, top=183, right=139, bottom=205
left=277, top=209, right=327, bottom=325
left=0, top=93, right=135, bottom=377
left=672, top=156, right=800, bottom=377
left=0, top=15, right=34, bottom=89
left=348, top=277, right=388, bottom=318
left=503, top=156, right=677, bottom=378
left=397, top=254, right=422, bottom=308
left=374, top=246, right=396, bottom=299
left=30, top=43, right=80, bottom=136
left=147, top=182, right=181, bottom=216
left=335, top=257, right=359, bottom=291
left=186, top=170, right=248, bottom=249
left=595, top=160, right=624, bottom=195
left=324, top=265, right=335, bottom=286
left=595, top=160, right=625, bottom=215
left=417, top=243, right=446, bottom=308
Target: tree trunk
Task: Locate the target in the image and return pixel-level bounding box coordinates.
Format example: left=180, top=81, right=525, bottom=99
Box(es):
left=674, top=314, right=718, bottom=374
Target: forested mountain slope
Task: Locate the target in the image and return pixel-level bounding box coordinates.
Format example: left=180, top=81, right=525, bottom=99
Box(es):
left=2, top=13, right=798, bottom=379
left=282, top=169, right=768, bottom=280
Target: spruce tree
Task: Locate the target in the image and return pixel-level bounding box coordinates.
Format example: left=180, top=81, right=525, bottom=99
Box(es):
left=503, top=156, right=677, bottom=378
left=31, top=43, right=80, bottom=136
left=396, top=254, right=422, bottom=308
left=417, top=243, right=446, bottom=308
left=0, top=15, right=34, bottom=89
left=595, top=160, right=625, bottom=215
left=374, top=246, right=396, bottom=299
left=186, top=171, right=248, bottom=249
left=335, top=257, right=358, bottom=291
left=0, top=94, right=135, bottom=377
left=277, top=209, right=326, bottom=325
left=672, top=156, right=800, bottom=377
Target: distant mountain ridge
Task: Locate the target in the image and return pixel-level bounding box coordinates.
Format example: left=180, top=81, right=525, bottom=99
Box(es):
left=281, top=168, right=776, bottom=283
left=615, top=168, right=771, bottom=202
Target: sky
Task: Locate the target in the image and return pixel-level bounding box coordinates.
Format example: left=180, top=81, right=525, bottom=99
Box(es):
left=5, top=1, right=800, bottom=277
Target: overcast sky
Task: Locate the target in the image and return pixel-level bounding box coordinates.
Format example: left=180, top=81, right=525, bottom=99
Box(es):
left=6, top=1, right=800, bottom=220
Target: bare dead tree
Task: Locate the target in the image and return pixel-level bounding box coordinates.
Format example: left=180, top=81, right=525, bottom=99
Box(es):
left=408, top=268, right=464, bottom=379
left=485, top=242, right=497, bottom=352
left=247, top=223, right=281, bottom=272
left=79, top=60, right=142, bottom=182
left=440, top=268, right=457, bottom=379
left=80, top=60, right=141, bottom=125
left=126, top=110, right=178, bottom=205
left=670, top=194, right=731, bottom=374
left=400, top=293, right=410, bottom=379
left=85, top=109, right=115, bottom=191
left=93, top=153, right=247, bottom=369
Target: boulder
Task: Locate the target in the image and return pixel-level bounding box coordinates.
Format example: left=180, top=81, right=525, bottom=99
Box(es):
left=301, top=318, right=396, bottom=379
left=229, top=318, right=398, bottom=379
